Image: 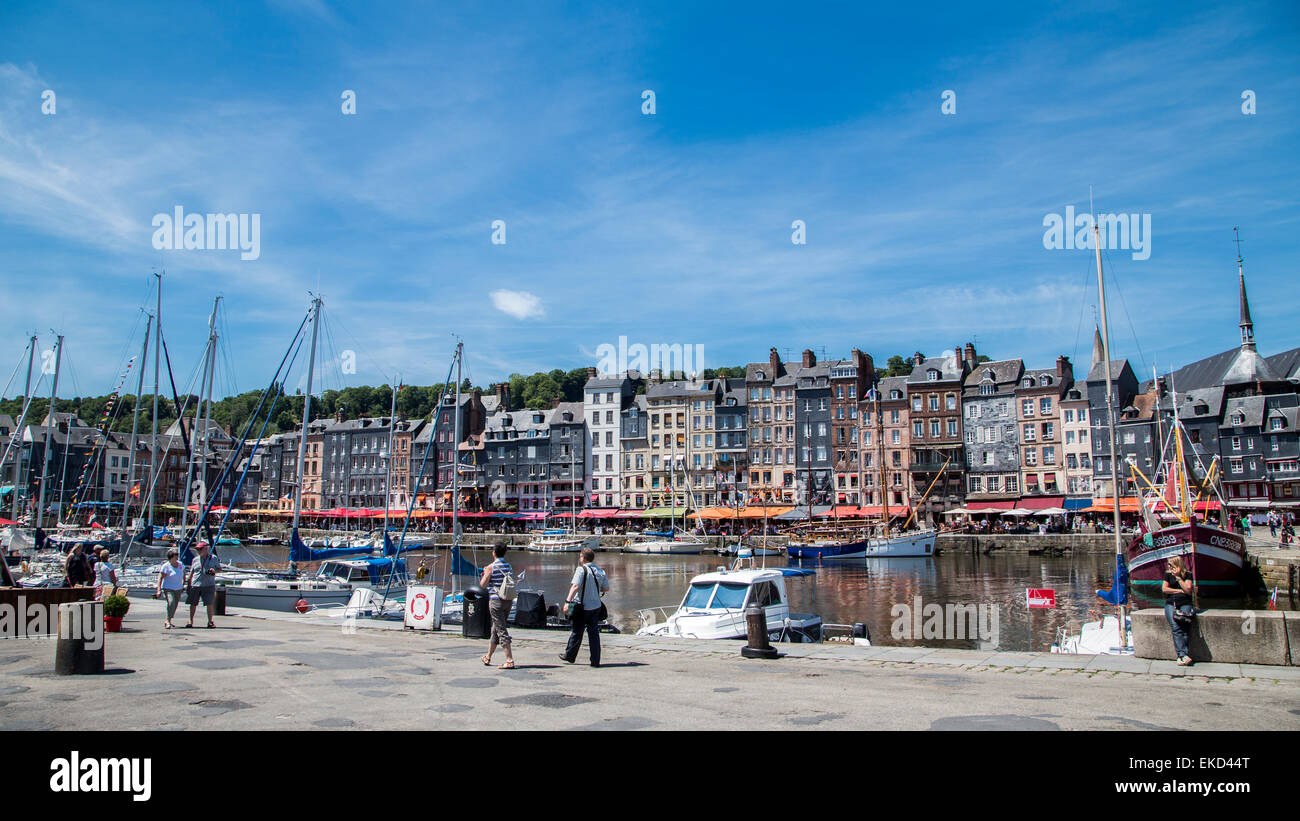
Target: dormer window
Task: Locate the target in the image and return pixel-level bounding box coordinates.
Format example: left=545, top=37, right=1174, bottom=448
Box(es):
left=1039, top=375, right=1051, bottom=386
left=1232, top=412, right=1245, bottom=426
left=927, top=370, right=939, bottom=381
left=984, top=369, right=995, bottom=380
left=1194, top=403, right=1208, bottom=416
left=1022, top=378, right=1033, bottom=388
left=755, top=371, right=765, bottom=380
left=890, top=390, right=902, bottom=399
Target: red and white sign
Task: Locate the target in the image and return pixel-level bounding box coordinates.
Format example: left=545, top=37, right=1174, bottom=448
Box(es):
left=404, top=585, right=443, bottom=630
left=1026, top=588, right=1056, bottom=609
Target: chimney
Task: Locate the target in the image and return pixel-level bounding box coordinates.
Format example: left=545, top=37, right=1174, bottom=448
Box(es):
left=1056, top=355, right=1071, bottom=378
left=551, top=397, right=563, bottom=409
left=802, top=349, right=815, bottom=368
left=913, top=352, right=925, bottom=367
left=495, top=382, right=510, bottom=408
left=586, top=367, right=598, bottom=380
left=964, top=342, right=976, bottom=366
left=769, top=347, right=781, bottom=375
left=954, top=347, right=962, bottom=365
left=335, top=409, right=343, bottom=423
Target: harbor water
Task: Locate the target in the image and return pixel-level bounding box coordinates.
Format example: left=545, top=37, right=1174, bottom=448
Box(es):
left=212, top=542, right=1292, bottom=652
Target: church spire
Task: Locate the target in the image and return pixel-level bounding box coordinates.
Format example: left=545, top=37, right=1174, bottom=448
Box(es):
left=1090, top=324, right=1104, bottom=371
left=1236, top=227, right=1255, bottom=351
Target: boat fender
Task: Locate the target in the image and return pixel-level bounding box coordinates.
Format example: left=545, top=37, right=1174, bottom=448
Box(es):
left=294, top=599, right=310, bottom=614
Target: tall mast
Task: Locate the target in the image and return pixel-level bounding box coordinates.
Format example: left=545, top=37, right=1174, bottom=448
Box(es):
left=196, top=297, right=221, bottom=516
left=383, top=375, right=398, bottom=538
left=36, top=334, right=63, bottom=528
left=291, top=296, right=322, bottom=541
left=182, top=299, right=220, bottom=537
left=121, top=315, right=152, bottom=535
left=451, top=342, right=462, bottom=550
left=149, top=272, right=161, bottom=527
left=1093, top=194, right=1127, bottom=646
left=570, top=439, right=576, bottom=532
left=876, top=380, right=888, bottom=532
left=10, top=335, right=35, bottom=522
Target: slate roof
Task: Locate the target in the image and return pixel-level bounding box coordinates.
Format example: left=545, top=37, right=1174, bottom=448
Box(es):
left=1221, top=395, right=1266, bottom=429
left=905, top=351, right=963, bottom=385
left=1142, top=346, right=1300, bottom=392
left=1086, top=360, right=1130, bottom=383
left=962, top=358, right=1023, bottom=395
left=1174, top=386, right=1224, bottom=421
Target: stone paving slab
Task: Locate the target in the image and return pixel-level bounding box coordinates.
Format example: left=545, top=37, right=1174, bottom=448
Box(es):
left=1085, top=655, right=1154, bottom=674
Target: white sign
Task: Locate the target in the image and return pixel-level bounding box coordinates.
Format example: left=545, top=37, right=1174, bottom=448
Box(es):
left=404, top=585, right=442, bottom=631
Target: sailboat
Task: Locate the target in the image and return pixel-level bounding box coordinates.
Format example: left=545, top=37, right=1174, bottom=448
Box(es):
left=787, top=400, right=941, bottom=559
left=528, top=443, right=598, bottom=553
left=1054, top=197, right=1134, bottom=655
left=223, top=297, right=359, bottom=612
left=625, top=434, right=705, bottom=554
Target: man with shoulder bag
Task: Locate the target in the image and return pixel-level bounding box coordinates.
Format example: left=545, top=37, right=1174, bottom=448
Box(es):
left=560, top=547, right=609, bottom=667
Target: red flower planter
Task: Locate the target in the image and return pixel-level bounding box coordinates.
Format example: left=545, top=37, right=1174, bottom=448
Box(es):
left=104, top=615, right=124, bottom=632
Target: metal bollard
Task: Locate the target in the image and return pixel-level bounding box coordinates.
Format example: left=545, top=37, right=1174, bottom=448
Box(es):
left=54, top=600, right=105, bottom=675
left=214, top=586, right=227, bottom=616
left=741, top=603, right=779, bottom=659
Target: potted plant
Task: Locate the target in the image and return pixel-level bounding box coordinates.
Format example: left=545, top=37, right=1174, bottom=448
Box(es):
left=103, top=592, right=131, bottom=632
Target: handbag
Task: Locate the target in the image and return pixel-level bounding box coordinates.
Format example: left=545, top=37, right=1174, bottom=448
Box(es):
left=585, top=565, right=608, bottom=622
left=497, top=566, right=518, bottom=602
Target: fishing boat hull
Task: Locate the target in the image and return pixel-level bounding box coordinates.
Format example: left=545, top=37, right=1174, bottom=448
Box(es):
left=1126, top=521, right=1245, bottom=589
left=787, top=529, right=935, bottom=559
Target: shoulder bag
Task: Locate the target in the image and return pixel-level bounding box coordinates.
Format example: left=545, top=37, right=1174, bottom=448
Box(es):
left=497, top=563, right=518, bottom=602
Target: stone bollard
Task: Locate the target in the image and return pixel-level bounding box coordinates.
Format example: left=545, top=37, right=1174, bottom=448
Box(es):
left=54, top=600, right=105, bottom=675
left=741, top=603, right=779, bottom=660
left=214, top=586, right=227, bottom=616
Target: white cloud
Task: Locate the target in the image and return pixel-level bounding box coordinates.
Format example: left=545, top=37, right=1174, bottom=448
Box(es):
left=489, top=290, right=544, bottom=320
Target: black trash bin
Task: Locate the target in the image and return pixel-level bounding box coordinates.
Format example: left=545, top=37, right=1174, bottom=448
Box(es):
left=214, top=586, right=227, bottom=616
left=462, top=585, right=490, bottom=639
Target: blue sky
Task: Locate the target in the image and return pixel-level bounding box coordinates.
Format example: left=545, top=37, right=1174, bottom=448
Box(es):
left=1, top=0, right=1298, bottom=401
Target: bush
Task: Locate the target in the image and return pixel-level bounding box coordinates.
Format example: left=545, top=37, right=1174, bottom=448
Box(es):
left=103, top=593, right=131, bottom=618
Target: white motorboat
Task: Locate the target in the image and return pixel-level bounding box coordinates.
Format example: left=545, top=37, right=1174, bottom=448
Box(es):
left=635, top=566, right=822, bottom=641
left=223, top=578, right=354, bottom=612
left=526, top=530, right=599, bottom=553
left=1052, top=614, right=1133, bottom=656
left=624, top=529, right=706, bottom=555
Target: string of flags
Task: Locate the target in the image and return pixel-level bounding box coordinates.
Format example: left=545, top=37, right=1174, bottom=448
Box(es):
left=65, top=356, right=136, bottom=515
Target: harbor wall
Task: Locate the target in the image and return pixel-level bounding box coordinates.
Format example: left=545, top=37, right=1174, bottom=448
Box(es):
left=934, top=533, right=1116, bottom=555
left=1132, top=607, right=1296, bottom=665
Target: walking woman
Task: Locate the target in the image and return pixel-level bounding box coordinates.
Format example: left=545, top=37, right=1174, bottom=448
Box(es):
left=479, top=543, right=515, bottom=669
left=64, top=543, right=92, bottom=588
left=153, top=548, right=185, bottom=629
left=560, top=547, right=609, bottom=667
left=93, top=549, right=118, bottom=599
left=1162, top=555, right=1195, bottom=666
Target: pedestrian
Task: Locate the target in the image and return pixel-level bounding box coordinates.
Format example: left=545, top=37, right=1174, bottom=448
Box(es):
left=1241, top=514, right=1251, bottom=538
left=93, top=549, right=117, bottom=598
left=1281, top=520, right=1295, bottom=548
left=559, top=547, right=609, bottom=667
left=1268, top=510, right=1278, bottom=538
left=64, top=543, right=92, bottom=587
left=185, top=541, right=220, bottom=628
left=1162, top=555, right=1195, bottom=667
left=153, top=549, right=185, bottom=629
left=479, top=543, right=515, bottom=669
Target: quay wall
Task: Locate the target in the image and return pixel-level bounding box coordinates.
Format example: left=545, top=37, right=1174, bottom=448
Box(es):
left=935, top=533, right=1115, bottom=555
left=1132, top=607, right=1297, bottom=665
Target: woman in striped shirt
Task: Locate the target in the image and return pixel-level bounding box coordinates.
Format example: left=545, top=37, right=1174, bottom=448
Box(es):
left=479, top=543, right=515, bottom=669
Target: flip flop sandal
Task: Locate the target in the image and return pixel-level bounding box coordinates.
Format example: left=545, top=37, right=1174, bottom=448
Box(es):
left=481, top=655, right=492, bottom=666
left=206, top=623, right=216, bottom=629
left=498, top=662, right=516, bottom=669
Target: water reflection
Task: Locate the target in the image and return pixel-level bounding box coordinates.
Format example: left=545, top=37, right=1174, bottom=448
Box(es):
left=228, top=543, right=1292, bottom=652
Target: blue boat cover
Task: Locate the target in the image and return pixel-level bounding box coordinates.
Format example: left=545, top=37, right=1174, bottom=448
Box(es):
left=1096, top=554, right=1130, bottom=606
left=449, top=544, right=481, bottom=577
left=288, top=528, right=374, bottom=562
left=779, top=568, right=816, bottom=577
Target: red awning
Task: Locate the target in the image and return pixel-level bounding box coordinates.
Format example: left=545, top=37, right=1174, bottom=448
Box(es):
left=1016, top=496, right=1065, bottom=510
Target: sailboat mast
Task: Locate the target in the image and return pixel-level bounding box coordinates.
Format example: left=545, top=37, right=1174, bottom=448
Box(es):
left=35, top=334, right=63, bottom=528
left=121, top=315, right=152, bottom=534
left=149, top=273, right=161, bottom=527
left=1093, top=199, right=1127, bottom=646
left=182, top=299, right=220, bottom=537
left=383, top=375, right=398, bottom=537
left=196, top=298, right=220, bottom=517
left=10, top=335, right=35, bottom=522
left=451, top=342, right=462, bottom=550
left=291, top=297, right=322, bottom=540
left=876, top=381, right=887, bottom=532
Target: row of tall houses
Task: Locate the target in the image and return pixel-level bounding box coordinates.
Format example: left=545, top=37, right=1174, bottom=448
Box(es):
left=6, top=270, right=1299, bottom=521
